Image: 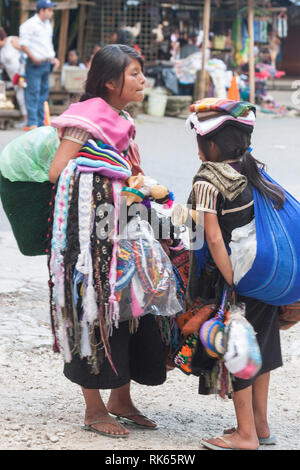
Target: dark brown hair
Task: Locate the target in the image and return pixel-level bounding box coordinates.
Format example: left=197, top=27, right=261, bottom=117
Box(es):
left=0, top=28, right=7, bottom=42
left=80, top=44, right=144, bottom=102
left=197, top=125, right=285, bottom=209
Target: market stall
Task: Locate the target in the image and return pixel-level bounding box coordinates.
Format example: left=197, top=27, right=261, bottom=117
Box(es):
left=0, top=0, right=299, bottom=122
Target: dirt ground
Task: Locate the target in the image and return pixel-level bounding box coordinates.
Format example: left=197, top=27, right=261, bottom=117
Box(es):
left=0, top=230, right=299, bottom=451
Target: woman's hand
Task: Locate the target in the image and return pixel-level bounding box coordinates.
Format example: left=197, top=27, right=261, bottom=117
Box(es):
left=203, top=212, right=233, bottom=286
left=49, top=139, right=82, bottom=183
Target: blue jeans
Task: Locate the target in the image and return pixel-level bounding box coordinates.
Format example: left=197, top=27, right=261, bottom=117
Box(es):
left=25, top=61, right=51, bottom=127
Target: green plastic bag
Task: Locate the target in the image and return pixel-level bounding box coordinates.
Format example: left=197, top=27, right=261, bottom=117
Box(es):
left=0, top=126, right=59, bottom=183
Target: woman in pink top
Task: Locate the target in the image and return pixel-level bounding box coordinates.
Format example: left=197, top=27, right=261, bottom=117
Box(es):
left=49, top=45, right=166, bottom=438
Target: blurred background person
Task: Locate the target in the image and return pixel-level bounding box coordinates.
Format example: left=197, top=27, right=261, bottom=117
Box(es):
left=179, top=32, right=199, bottom=59
left=64, top=49, right=86, bottom=68
left=19, top=0, right=59, bottom=130
left=86, top=42, right=103, bottom=69
left=0, top=27, right=27, bottom=126
left=268, top=32, right=281, bottom=70
left=61, top=48, right=86, bottom=87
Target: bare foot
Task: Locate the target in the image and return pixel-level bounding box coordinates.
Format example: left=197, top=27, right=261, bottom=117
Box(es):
left=107, top=402, right=157, bottom=428
left=224, top=424, right=271, bottom=440
left=84, top=411, right=130, bottom=436
left=202, top=431, right=259, bottom=450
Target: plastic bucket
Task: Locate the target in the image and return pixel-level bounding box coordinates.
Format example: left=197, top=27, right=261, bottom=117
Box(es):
left=147, top=92, right=168, bottom=117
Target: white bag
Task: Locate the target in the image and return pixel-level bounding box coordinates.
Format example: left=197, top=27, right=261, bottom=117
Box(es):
left=224, top=303, right=262, bottom=380
left=229, top=219, right=257, bottom=285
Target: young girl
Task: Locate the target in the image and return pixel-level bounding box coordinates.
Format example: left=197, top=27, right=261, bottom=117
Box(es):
left=48, top=45, right=166, bottom=438
left=184, top=99, right=284, bottom=450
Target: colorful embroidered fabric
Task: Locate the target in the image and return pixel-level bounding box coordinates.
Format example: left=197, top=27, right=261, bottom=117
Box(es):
left=75, top=139, right=132, bottom=180
left=50, top=172, right=117, bottom=374
left=173, top=333, right=198, bottom=375
left=50, top=160, right=77, bottom=309
left=187, top=111, right=255, bottom=137
left=190, top=98, right=256, bottom=118
left=49, top=138, right=129, bottom=365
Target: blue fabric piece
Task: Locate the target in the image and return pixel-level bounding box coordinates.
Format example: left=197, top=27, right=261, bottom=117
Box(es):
left=73, top=268, right=84, bottom=306
left=97, top=141, right=120, bottom=152
left=74, top=156, right=131, bottom=177
left=236, top=171, right=300, bottom=305
left=195, top=240, right=209, bottom=277
left=82, top=141, right=131, bottom=169
left=25, top=62, right=51, bottom=127
left=194, top=239, right=231, bottom=278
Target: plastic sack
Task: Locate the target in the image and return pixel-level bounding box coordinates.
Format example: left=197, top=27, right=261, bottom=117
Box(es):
left=224, top=303, right=262, bottom=380
left=0, top=126, right=59, bottom=183
left=115, top=216, right=182, bottom=319
left=229, top=219, right=257, bottom=286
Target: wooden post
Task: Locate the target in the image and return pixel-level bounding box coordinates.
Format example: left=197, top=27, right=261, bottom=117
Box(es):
left=20, top=0, right=30, bottom=24
left=77, top=4, right=86, bottom=59
left=199, top=0, right=211, bottom=100
left=248, top=0, right=255, bottom=103
left=58, top=4, right=70, bottom=69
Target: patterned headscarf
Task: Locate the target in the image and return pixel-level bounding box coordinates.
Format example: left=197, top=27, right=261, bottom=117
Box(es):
left=187, top=98, right=256, bottom=137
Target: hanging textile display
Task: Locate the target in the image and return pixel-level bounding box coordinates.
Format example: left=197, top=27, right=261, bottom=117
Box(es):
left=254, top=20, right=268, bottom=43
left=232, top=15, right=249, bottom=66
left=275, top=13, right=288, bottom=38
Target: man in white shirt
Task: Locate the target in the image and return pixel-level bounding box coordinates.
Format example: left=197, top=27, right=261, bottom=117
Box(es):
left=19, top=0, right=59, bottom=130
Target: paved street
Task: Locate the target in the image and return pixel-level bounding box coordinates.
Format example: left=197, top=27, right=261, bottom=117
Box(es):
left=135, top=113, right=300, bottom=203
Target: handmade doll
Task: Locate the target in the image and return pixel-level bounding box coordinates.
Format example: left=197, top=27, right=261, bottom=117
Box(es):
left=121, top=172, right=174, bottom=208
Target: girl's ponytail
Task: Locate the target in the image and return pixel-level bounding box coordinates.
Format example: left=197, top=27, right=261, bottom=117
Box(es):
left=79, top=91, right=97, bottom=102
left=201, top=125, right=286, bottom=210
left=240, top=150, right=285, bottom=209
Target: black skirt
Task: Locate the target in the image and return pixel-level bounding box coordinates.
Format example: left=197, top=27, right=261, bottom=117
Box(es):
left=63, top=314, right=167, bottom=389
left=231, top=296, right=283, bottom=392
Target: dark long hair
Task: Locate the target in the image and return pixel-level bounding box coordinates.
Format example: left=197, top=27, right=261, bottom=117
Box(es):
left=197, top=125, right=285, bottom=209
left=80, top=44, right=144, bottom=102
left=0, top=27, right=7, bottom=41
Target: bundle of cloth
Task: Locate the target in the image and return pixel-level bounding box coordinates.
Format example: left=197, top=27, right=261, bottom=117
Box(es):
left=49, top=98, right=182, bottom=368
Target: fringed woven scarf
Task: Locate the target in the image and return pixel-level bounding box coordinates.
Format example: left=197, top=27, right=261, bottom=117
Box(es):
left=50, top=171, right=119, bottom=374
left=49, top=135, right=131, bottom=371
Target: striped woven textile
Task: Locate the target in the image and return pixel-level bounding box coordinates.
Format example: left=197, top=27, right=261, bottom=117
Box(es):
left=193, top=180, right=219, bottom=214
left=190, top=98, right=256, bottom=118
left=77, top=140, right=132, bottom=170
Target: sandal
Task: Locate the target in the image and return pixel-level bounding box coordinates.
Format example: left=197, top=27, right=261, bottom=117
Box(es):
left=224, top=427, right=276, bottom=445
left=109, top=412, right=158, bottom=430
left=201, top=436, right=260, bottom=451
left=81, top=417, right=130, bottom=438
